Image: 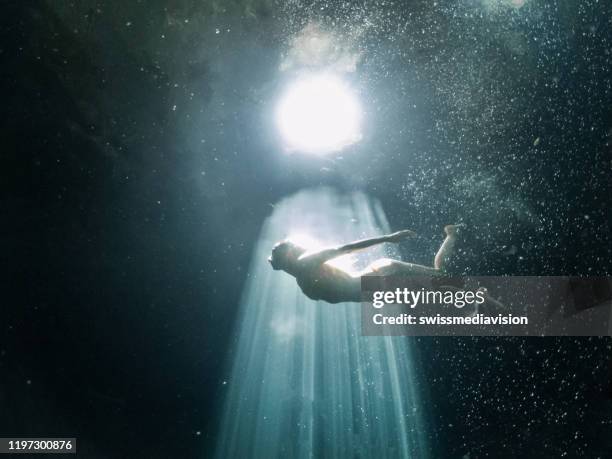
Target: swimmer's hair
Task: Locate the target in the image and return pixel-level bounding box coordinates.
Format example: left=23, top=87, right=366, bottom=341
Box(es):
left=268, top=240, right=301, bottom=270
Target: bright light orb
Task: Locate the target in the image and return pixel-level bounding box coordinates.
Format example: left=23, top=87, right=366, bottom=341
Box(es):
left=276, top=74, right=362, bottom=155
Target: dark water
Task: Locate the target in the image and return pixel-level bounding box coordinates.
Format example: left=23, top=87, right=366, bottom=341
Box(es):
left=1, top=1, right=611, bottom=457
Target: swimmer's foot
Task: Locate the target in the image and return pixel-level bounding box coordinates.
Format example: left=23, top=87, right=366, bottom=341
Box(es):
left=477, top=286, right=505, bottom=311
left=386, top=229, right=417, bottom=242
left=444, top=223, right=466, bottom=237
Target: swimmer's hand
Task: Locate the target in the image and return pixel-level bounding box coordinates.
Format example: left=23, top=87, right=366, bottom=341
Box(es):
left=385, top=229, right=417, bottom=243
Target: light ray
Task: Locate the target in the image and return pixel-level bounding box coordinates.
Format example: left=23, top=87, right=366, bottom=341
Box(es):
left=215, top=187, right=430, bottom=459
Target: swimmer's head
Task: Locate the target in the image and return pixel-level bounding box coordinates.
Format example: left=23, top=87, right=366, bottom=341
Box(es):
left=268, top=240, right=306, bottom=272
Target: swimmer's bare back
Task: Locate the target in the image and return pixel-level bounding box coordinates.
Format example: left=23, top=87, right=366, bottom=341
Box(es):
left=293, top=230, right=417, bottom=303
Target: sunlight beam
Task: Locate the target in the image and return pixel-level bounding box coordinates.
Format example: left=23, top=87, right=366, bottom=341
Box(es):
left=215, top=187, right=429, bottom=459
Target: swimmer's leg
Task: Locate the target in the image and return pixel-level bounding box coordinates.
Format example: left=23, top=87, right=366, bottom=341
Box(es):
left=434, top=224, right=465, bottom=271
left=360, top=258, right=441, bottom=277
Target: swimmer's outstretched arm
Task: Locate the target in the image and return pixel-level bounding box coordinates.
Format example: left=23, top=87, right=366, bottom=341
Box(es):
left=299, top=230, right=416, bottom=265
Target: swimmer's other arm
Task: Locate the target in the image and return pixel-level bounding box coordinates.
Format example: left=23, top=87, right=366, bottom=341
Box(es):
left=298, top=230, right=416, bottom=265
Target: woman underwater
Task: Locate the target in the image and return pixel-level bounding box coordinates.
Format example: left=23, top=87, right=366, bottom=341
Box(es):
left=269, top=224, right=465, bottom=304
